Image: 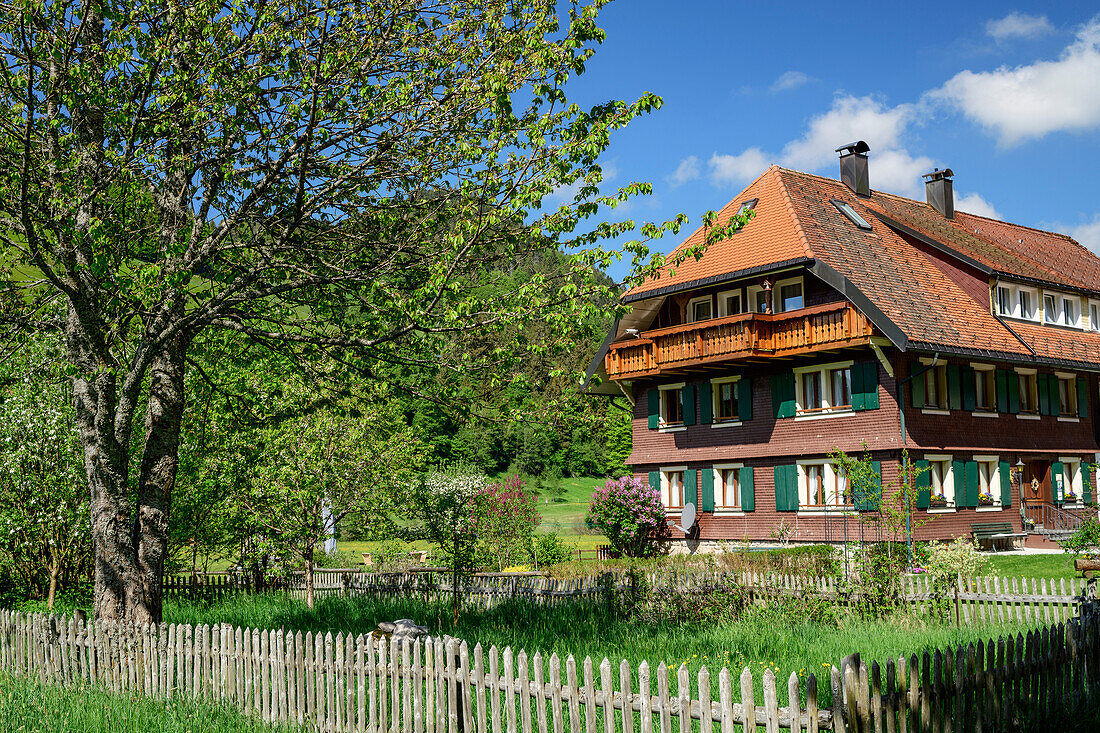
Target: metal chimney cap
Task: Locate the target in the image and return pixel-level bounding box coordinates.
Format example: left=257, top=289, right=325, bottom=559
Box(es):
left=835, top=140, right=870, bottom=155
left=922, top=168, right=954, bottom=181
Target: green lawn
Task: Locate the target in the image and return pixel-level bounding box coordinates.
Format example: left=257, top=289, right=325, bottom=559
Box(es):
left=0, top=672, right=297, bottom=733
left=165, top=592, right=1041, bottom=709
left=985, top=553, right=1080, bottom=582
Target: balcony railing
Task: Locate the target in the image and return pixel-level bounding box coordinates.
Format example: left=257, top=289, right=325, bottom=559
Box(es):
left=605, top=301, right=874, bottom=379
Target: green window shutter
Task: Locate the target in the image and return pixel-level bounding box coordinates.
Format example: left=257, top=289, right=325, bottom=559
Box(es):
left=995, top=370, right=1009, bottom=414
left=771, top=373, right=796, bottom=419
left=738, top=378, right=753, bottom=421
left=861, top=361, right=879, bottom=410
left=851, top=361, right=865, bottom=411
left=857, top=461, right=882, bottom=511
left=1078, top=377, right=1088, bottom=419
left=700, top=468, right=715, bottom=512
left=648, top=471, right=661, bottom=494
left=961, top=366, right=977, bottom=412
left=1007, top=372, right=1020, bottom=414
left=647, top=390, right=659, bottom=430
left=774, top=464, right=797, bottom=511
left=681, top=385, right=696, bottom=426
left=1052, top=461, right=1065, bottom=504
left=915, top=459, right=931, bottom=509
left=741, top=467, right=755, bottom=511
left=911, top=362, right=927, bottom=408
left=699, top=382, right=713, bottom=425
left=1048, top=376, right=1061, bottom=416
left=684, top=469, right=697, bottom=506
left=999, top=460, right=1012, bottom=508
left=952, top=459, right=965, bottom=507
left=1037, top=374, right=1051, bottom=416
left=963, top=460, right=979, bottom=508
left=947, top=364, right=962, bottom=410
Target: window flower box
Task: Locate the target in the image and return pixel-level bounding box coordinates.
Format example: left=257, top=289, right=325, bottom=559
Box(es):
left=1064, top=492, right=1079, bottom=503
left=978, top=493, right=995, bottom=506
left=929, top=494, right=948, bottom=508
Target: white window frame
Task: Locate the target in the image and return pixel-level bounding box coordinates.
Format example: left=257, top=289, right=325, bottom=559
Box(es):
left=1056, top=371, right=1079, bottom=419
left=796, top=459, right=849, bottom=513
left=971, top=363, right=997, bottom=414
left=1059, top=457, right=1084, bottom=506
left=1062, top=295, right=1083, bottom=329
left=658, top=382, right=686, bottom=430
left=1017, top=285, right=1039, bottom=321
left=710, top=376, right=742, bottom=426
left=973, top=454, right=1002, bottom=511
left=660, top=466, right=688, bottom=512
left=746, top=285, right=768, bottom=314
left=686, top=295, right=713, bottom=323
left=1015, top=367, right=1040, bottom=418
left=1088, top=299, right=1100, bottom=333
left=772, top=276, right=805, bottom=314
left=712, top=463, right=745, bottom=514
left=1043, top=292, right=1060, bottom=325
left=926, top=454, right=955, bottom=512
left=793, top=360, right=854, bottom=418
left=717, top=289, right=742, bottom=317
left=919, top=357, right=950, bottom=412
left=996, top=285, right=1017, bottom=319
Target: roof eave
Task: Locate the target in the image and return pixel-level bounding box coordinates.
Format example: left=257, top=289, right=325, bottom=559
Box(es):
left=621, top=257, right=814, bottom=305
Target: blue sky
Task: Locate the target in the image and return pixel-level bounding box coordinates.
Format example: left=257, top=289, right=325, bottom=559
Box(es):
left=557, top=2, right=1100, bottom=280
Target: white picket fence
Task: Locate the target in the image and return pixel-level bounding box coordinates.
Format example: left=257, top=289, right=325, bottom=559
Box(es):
left=269, top=570, right=1096, bottom=626
left=3, top=605, right=1100, bottom=732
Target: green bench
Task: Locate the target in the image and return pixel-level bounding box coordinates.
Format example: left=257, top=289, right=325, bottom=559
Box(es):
left=971, top=522, right=1026, bottom=552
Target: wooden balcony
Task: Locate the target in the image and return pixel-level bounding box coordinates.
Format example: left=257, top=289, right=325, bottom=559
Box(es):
left=605, top=301, right=874, bottom=380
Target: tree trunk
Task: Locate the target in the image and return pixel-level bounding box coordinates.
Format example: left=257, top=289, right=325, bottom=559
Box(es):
left=305, top=550, right=315, bottom=610
left=47, top=560, right=60, bottom=611
left=136, top=339, right=188, bottom=623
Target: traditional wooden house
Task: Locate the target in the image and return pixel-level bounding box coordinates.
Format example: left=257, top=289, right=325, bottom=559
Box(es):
left=587, top=142, right=1100, bottom=549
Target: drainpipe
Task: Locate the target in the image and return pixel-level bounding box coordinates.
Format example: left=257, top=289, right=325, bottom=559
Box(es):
left=896, top=353, right=940, bottom=569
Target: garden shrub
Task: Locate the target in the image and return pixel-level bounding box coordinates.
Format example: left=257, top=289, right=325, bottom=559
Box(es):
left=586, top=476, right=668, bottom=557
left=1062, top=519, right=1100, bottom=557
left=472, top=475, right=540, bottom=571
left=533, top=533, right=574, bottom=567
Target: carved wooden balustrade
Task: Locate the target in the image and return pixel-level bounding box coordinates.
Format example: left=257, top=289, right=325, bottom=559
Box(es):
left=605, top=301, right=874, bottom=379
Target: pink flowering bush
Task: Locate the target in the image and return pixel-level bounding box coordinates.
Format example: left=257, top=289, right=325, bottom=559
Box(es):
left=471, top=475, right=541, bottom=571
left=586, top=476, right=668, bottom=557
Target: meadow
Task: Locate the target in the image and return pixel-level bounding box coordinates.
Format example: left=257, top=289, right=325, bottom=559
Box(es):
left=0, top=672, right=293, bottom=733
left=163, top=592, right=1043, bottom=707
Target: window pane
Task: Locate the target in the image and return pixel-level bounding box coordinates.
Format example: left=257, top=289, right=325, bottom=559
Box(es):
left=998, top=287, right=1011, bottom=316
left=755, top=290, right=768, bottom=313
left=802, top=372, right=821, bottom=409
left=1091, top=304, right=1099, bottom=332
left=717, top=382, right=737, bottom=420
left=721, top=469, right=739, bottom=508
left=830, top=368, right=851, bottom=407
left=724, top=294, right=741, bottom=316
left=1063, top=299, right=1077, bottom=327
left=1044, top=295, right=1058, bottom=324
left=780, top=283, right=803, bottom=312
left=692, top=299, right=712, bottom=322
left=1020, top=291, right=1031, bottom=318
left=663, top=389, right=682, bottom=424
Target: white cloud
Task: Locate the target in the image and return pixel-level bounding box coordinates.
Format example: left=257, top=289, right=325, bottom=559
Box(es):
left=770, top=70, right=812, bottom=93
left=954, top=191, right=1002, bottom=219
left=667, top=155, right=700, bottom=187
left=1063, top=216, right=1100, bottom=255
left=708, top=148, right=769, bottom=186
left=931, top=19, right=1100, bottom=145
left=779, top=95, right=918, bottom=173
left=986, top=12, right=1055, bottom=42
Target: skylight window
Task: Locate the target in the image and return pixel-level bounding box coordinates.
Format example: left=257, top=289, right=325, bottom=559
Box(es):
left=736, top=199, right=759, bottom=216
left=831, top=199, right=872, bottom=230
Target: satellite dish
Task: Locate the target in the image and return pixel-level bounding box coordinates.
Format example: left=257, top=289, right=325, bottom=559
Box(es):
left=681, top=503, right=696, bottom=531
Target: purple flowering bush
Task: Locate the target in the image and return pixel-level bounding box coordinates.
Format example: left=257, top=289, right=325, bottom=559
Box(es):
left=586, top=476, right=668, bottom=557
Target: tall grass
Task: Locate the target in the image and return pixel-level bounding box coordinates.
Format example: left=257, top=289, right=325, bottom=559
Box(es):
left=0, top=672, right=298, bottom=732
left=164, top=593, right=1041, bottom=707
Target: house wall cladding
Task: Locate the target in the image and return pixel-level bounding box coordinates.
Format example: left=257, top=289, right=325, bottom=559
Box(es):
left=624, top=350, right=1094, bottom=542
left=899, top=357, right=1100, bottom=454
left=628, top=350, right=901, bottom=467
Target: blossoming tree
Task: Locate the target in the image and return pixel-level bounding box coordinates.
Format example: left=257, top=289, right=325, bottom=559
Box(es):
left=586, top=476, right=667, bottom=557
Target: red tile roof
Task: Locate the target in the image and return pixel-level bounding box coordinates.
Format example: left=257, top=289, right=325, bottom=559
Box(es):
left=621, top=165, right=1100, bottom=369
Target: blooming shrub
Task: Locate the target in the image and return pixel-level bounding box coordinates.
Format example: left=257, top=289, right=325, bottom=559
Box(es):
left=586, top=476, right=668, bottom=557
left=472, top=475, right=540, bottom=571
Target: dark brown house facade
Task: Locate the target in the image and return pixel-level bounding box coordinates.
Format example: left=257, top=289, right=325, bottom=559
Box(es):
left=588, top=144, right=1100, bottom=548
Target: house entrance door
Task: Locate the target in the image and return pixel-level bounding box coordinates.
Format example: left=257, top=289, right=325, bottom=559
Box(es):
left=1022, top=460, right=1051, bottom=525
